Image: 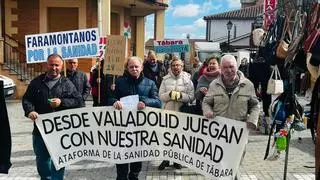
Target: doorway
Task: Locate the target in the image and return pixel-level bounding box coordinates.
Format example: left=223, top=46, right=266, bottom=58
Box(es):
left=47, top=7, right=79, bottom=32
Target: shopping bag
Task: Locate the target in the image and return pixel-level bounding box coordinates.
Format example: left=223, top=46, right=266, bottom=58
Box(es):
left=267, top=65, right=284, bottom=95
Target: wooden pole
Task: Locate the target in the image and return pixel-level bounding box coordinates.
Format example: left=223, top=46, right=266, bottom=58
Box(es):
left=97, top=0, right=102, bottom=106
left=111, top=75, right=115, bottom=91
left=63, top=61, right=66, bottom=77
left=97, top=60, right=101, bottom=105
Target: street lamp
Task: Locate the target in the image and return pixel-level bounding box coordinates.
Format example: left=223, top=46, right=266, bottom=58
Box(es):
left=226, top=20, right=233, bottom=52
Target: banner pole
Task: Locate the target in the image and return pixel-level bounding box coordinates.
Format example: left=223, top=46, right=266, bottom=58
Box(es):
left=63, top=61, right=66, bottom=77
left=111, top=75, right=115, bottom=91
left=98, top=59, right=101, bottom=105
left=97, top=0, right=102, bottom=106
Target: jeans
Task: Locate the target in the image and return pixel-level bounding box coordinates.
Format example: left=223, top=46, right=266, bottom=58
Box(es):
left=33, top=135, right=65, bottom=180
left=116, top=162, right=142, bottom=180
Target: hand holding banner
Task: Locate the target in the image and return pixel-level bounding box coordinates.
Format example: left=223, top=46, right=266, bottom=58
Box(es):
left=36, top=106, right=249, bottom=179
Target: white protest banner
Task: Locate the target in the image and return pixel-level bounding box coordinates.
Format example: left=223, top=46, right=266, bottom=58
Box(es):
left=154, top=39, right=190, bottom=53
left=36, top=106, right=248, bottom=179
left=25, top=28, right=99, bottom=63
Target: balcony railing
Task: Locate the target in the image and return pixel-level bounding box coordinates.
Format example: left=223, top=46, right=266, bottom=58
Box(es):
left=3, top=34, right=44, bottom=82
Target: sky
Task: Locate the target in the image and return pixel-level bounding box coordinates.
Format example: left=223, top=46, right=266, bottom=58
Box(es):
left=145, top=0, right=242, bottom=40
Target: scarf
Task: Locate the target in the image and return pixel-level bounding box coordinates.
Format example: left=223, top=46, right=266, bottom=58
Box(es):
left=149, top=63, right=158, bottom=73
left=203, top=68, right=220, bottom=82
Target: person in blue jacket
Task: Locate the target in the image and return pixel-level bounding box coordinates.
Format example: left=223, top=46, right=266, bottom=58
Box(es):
left=107, top=56, right=161, bottom=180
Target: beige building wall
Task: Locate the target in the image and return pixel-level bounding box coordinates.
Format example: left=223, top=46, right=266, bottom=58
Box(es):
left=112, top=5, right=124, bottom=35
left=136, top=17, right=145, bottom=59
left=101, top=0, right=111, bottom=36
left=154, top=10, right=165, bottom=40
left=2, top=0, right=167, bottom=67
left=5, top=0, right=18, bottom=36
left=39, top=0, right=87, bottom=33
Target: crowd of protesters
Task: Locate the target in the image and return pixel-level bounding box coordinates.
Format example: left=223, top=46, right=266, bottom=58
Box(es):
left=87, top=51, right=260, bottom=179
left=23, top=52, right=261, bottom=180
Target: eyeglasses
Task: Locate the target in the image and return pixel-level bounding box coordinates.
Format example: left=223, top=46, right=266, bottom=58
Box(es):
left=171, top=64, right=182, bottom=67
left=68, top=62, right=77, bottom=64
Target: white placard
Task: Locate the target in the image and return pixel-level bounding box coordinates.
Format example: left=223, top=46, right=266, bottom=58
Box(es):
left=120, top=95, right=139, bottom=110
left=36, top=106, right=248, bottom=179
left=25, top=28, right=99, bottom=63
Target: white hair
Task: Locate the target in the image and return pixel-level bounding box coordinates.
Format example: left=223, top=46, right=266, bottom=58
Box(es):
left=125, top=56, right=144, bottom=68
left=220, top=54, right=237, bottom=66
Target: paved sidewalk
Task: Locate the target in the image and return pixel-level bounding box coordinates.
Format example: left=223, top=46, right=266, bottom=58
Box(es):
left=0, top=100, right=315, bottom=180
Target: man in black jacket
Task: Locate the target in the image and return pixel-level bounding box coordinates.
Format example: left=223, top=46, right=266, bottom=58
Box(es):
left=22, top=54, right=83, bottom=180
left=66, top=58, right=91, bottom=107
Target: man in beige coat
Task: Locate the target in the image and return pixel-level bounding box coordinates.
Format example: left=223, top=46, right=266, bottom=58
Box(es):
left=202, top=54, right=259, bottom=130
left=158, top=58, right=195, bottom=170
left=202, top=54, right=259, bottom=180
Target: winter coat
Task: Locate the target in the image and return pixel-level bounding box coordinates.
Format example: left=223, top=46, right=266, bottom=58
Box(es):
left=191, top=70, right=200, bottom=90
left=89, top=67, right=116, bottom=106
left=202, top=71, right=260, bottom=126
left=195, top=74, right=218, bottom=101
left=22, top=74, right=83, bottom=136
left=159, top=71, right=195, bottom=111
left=191, top=63, right=202, bottom=76
left=66, top=70, right=91, bottom=106
left=0, top=81, right=11, bottom=173
left=107, top=74, right=161, bottom=108
left=143, top=61, right=167, bottom=88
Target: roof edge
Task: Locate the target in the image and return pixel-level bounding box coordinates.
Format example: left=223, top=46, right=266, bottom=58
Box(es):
left=203, top=4, right=263, bottom=20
